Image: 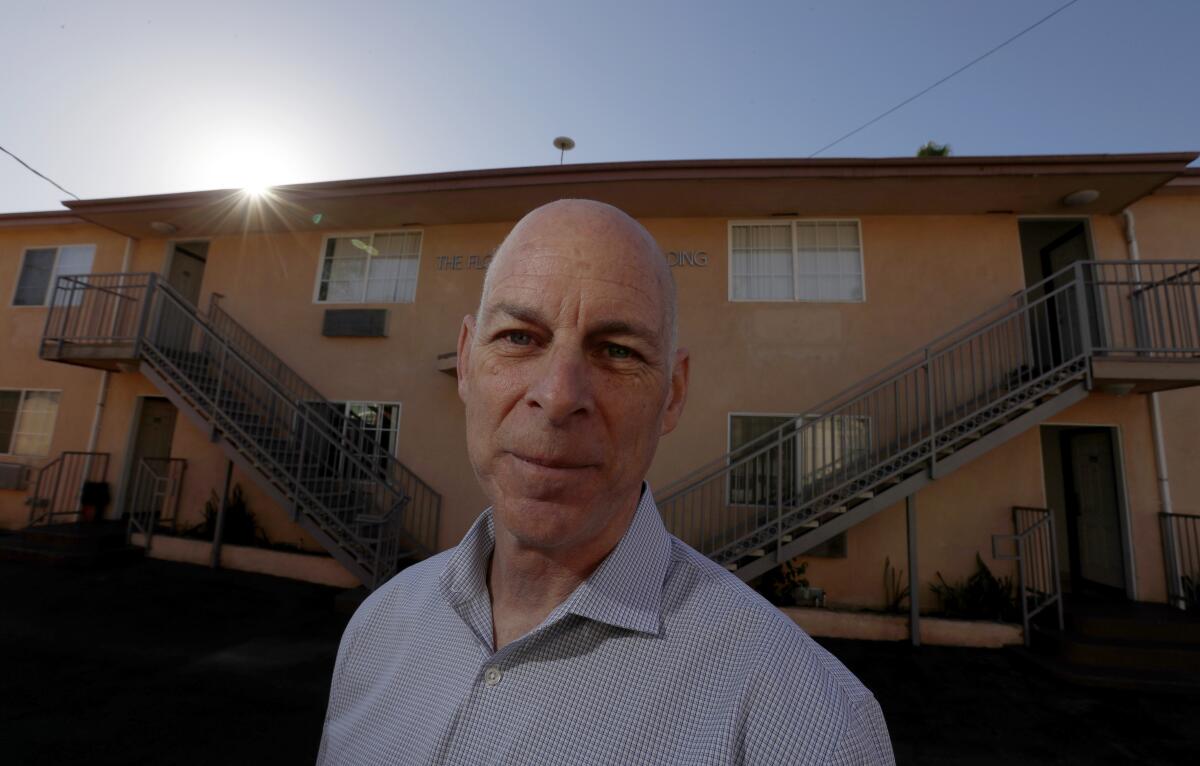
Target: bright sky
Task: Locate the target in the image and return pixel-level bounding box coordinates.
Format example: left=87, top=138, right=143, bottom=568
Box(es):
left=1, top=0, right=1197, bottom=213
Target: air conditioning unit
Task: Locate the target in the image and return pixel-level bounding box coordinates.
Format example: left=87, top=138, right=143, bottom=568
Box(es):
left=0, top=462, right=30, bottom=491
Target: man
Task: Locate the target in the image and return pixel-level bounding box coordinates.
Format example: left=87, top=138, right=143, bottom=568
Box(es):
left=318, top=200, right=894, bottom=765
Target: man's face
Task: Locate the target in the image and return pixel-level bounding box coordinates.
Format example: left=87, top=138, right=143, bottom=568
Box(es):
left=456, top=201, right=688, bottom=553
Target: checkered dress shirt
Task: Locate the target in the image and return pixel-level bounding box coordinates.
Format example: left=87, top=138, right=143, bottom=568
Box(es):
left=318, top=484, right=894, bottom=765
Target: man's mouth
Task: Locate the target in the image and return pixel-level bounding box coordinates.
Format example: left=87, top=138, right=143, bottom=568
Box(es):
left=510, top=452, right=596, bottom=470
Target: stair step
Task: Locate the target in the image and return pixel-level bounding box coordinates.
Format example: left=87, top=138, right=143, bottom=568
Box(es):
left=724, top=563, right=738, bottom=572
left=748, top=548, right=766, bottom=557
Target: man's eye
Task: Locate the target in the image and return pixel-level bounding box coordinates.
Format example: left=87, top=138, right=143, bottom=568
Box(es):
left=504, top=331, right=533, bottom=346
left=605, top=343, right=633, bottom=360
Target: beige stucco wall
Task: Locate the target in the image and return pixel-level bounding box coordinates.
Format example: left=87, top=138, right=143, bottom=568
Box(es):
left=2, top=202, right=1194, bottom=606
left=1128, top=193, right=1200, bottom=518
left=0, top=224, right=126, bottom=527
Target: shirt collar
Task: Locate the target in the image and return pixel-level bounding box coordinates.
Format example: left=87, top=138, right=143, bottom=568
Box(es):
left=437, top=483, right=673, bottom=641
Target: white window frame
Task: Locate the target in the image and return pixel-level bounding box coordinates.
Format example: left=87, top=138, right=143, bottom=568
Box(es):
left=10, top=244, right=97, bottom=308
left=338, top=400, right=403, bottom=459
left=312, top=230, right=423, bottom=305
left=0, top=388, right=61, bottom=457
left=727, top=219, right=866, bottom=303
left=726, top=411, right=873, bottom=505
left=726, top=412, right=802, bottom=507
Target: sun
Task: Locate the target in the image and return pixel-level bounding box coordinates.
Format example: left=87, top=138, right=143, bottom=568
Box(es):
left=190, top=127, right=296, bottom=194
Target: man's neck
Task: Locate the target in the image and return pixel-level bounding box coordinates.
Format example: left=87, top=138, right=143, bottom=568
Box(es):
left=487, top=491, right=640, bottom=651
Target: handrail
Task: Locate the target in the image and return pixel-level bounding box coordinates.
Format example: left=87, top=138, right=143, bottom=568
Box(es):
left=137, top=279, right=435, bottom=584
left=40, top=271, right=439, bottom=586
left=143, top=295, right=397, bottom=536
left=152, top=280, right=408, bottom=504
left=206, top=294, right=439, bottom=499
left=127, top=457, right=186, bottom=549
left=659, top=274, right=1085, bottom=497
left=660, top=259, right=1200, bottom=498
left=993, top=507, right=1064, bottom=646
left=25, top=451, right=110, bottom=527
left=1160, top=512, right=1200, bottom=610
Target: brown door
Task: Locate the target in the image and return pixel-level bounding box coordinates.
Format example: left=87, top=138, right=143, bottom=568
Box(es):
left=155, top=243, right=208, bottom=352
left=120, top=397, right=178, bottom=518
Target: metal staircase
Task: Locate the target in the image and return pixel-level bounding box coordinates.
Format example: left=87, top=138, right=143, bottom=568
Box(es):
left=658, top=260, right=1200, bottom=582
left=39, top=273, right=440, bottom=589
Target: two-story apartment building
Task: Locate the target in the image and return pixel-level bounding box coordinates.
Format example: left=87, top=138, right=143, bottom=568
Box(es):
left=2, top=152, right=1199, bottom=624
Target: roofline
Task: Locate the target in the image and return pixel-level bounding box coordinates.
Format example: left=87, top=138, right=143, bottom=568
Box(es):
left=0, top=210, right=86, bottom=227
left=61, top=152, right=1200, bottom=215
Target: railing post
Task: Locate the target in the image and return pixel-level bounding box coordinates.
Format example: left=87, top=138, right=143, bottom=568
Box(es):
left=775, top=428, right=784, bottom=564
left=925, top=348, right=937, bottom=475
left=1073, top=261, right=1093, bottom=362
left=133, top=273, right=158, bottom=359
left=906, top=493, right=920, bottom=647
left=1016, top=531, right=1030, bottom=647
left=1048, top=510, right=1065, bottom=630
left=212, top=342, right=227, bottom=442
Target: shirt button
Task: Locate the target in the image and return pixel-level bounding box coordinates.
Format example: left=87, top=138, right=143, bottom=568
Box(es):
left=484, top=666, right=502, bottom=687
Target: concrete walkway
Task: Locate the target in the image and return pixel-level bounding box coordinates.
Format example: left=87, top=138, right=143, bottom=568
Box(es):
left=1, top=557, right=1196, bottom=765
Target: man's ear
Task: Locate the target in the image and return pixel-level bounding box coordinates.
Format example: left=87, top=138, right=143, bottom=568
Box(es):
left=456, top=314, right=475, bottom=403
left=660, top=348, right=689, bottom=437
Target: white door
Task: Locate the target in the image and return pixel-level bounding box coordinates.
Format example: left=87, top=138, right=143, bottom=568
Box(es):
left=1068, top=430, right=1125, bottom=590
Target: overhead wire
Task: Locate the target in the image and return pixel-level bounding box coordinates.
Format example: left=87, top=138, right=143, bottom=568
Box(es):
left=0, top=143, right=80, bottom=200
left=808, top=0, right=1083, bottom=157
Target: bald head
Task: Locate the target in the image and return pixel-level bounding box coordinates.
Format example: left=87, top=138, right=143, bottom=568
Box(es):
left=478, top=199, right=678, bottom=360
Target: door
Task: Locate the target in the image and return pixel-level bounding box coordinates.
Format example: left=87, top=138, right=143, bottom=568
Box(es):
left=1062, top=428, right=1126, bottom=594
left=121, top=397, right=178, bottom=517
left=1019, top=221, right=1095, bottom=376
left=155, top=242, right=208, bottom=353
left=1038, top=224, right=1089, bottom=369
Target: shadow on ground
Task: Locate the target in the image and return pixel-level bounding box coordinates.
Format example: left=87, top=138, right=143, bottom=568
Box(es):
left=2, top=558, right=1197, bottom=765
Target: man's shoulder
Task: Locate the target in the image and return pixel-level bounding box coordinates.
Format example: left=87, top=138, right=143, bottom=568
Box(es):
left=664, top=537, right=875, bottom=703
left=664, top=538, right=893, bottom=762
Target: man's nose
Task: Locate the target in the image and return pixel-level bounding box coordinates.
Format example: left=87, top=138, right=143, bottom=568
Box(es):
left=525, top=344, right=593, bottom=425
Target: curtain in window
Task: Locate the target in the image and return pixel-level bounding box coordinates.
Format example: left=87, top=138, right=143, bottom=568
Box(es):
left=796, top=222, right=863, bottom=301
left=9, top=391, right=59, bottom=456
left=731, top=225, right=794, bottom=300
left=320, top=233, right=421, bottom=303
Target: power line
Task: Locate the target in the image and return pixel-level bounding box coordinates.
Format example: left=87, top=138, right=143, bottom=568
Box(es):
left=808, top=0, right=1083, bottom=158
left=0, top=143, right=80, bottom=200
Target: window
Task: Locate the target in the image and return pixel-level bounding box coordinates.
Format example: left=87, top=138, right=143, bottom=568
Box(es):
left=316, top=232, right=421, bottom=303
left=796, top=414, right=872, bottom=488
left=299, top=400, right=401, bottom=475
left=0, top=390, right=61, bottom=456
left=730, top=221, right=863, bottom=302
left=729, top=414, right=799, bottom=506
left=728, top=412, right=871, bottom=558
left=12, top=245, right=95, bottom=306
left=341, top=401, right=401, bottom=466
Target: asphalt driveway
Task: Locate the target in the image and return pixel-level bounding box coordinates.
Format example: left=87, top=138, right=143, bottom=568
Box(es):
left=1, top=557, right=1196, bottom=765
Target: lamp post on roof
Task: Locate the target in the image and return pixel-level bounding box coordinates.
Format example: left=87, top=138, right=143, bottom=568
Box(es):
left=553, top=136, right=575, bottom=165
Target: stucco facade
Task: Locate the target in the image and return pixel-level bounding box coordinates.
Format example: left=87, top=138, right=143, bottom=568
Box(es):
left=2, top=155, right=1197, bottom=611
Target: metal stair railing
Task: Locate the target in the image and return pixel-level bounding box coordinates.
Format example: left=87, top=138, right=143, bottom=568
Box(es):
left=659, top=260, right=1200, bottom=576
left=126, top=457, right=187, bottom=549
left=42, top=272, right=440, bottom=588
left=25, top=451, right=110, bottom=527
left=204, top=293, right=440, bottom=553
left=137, top=279, right=422, bottom=587
left=992, top=506, right=1064, bottom=646
left=1161, top=512, right=1200, bottom=610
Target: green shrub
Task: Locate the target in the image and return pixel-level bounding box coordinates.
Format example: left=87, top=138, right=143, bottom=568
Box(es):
left=929, top=553, right=1019, bottom=622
